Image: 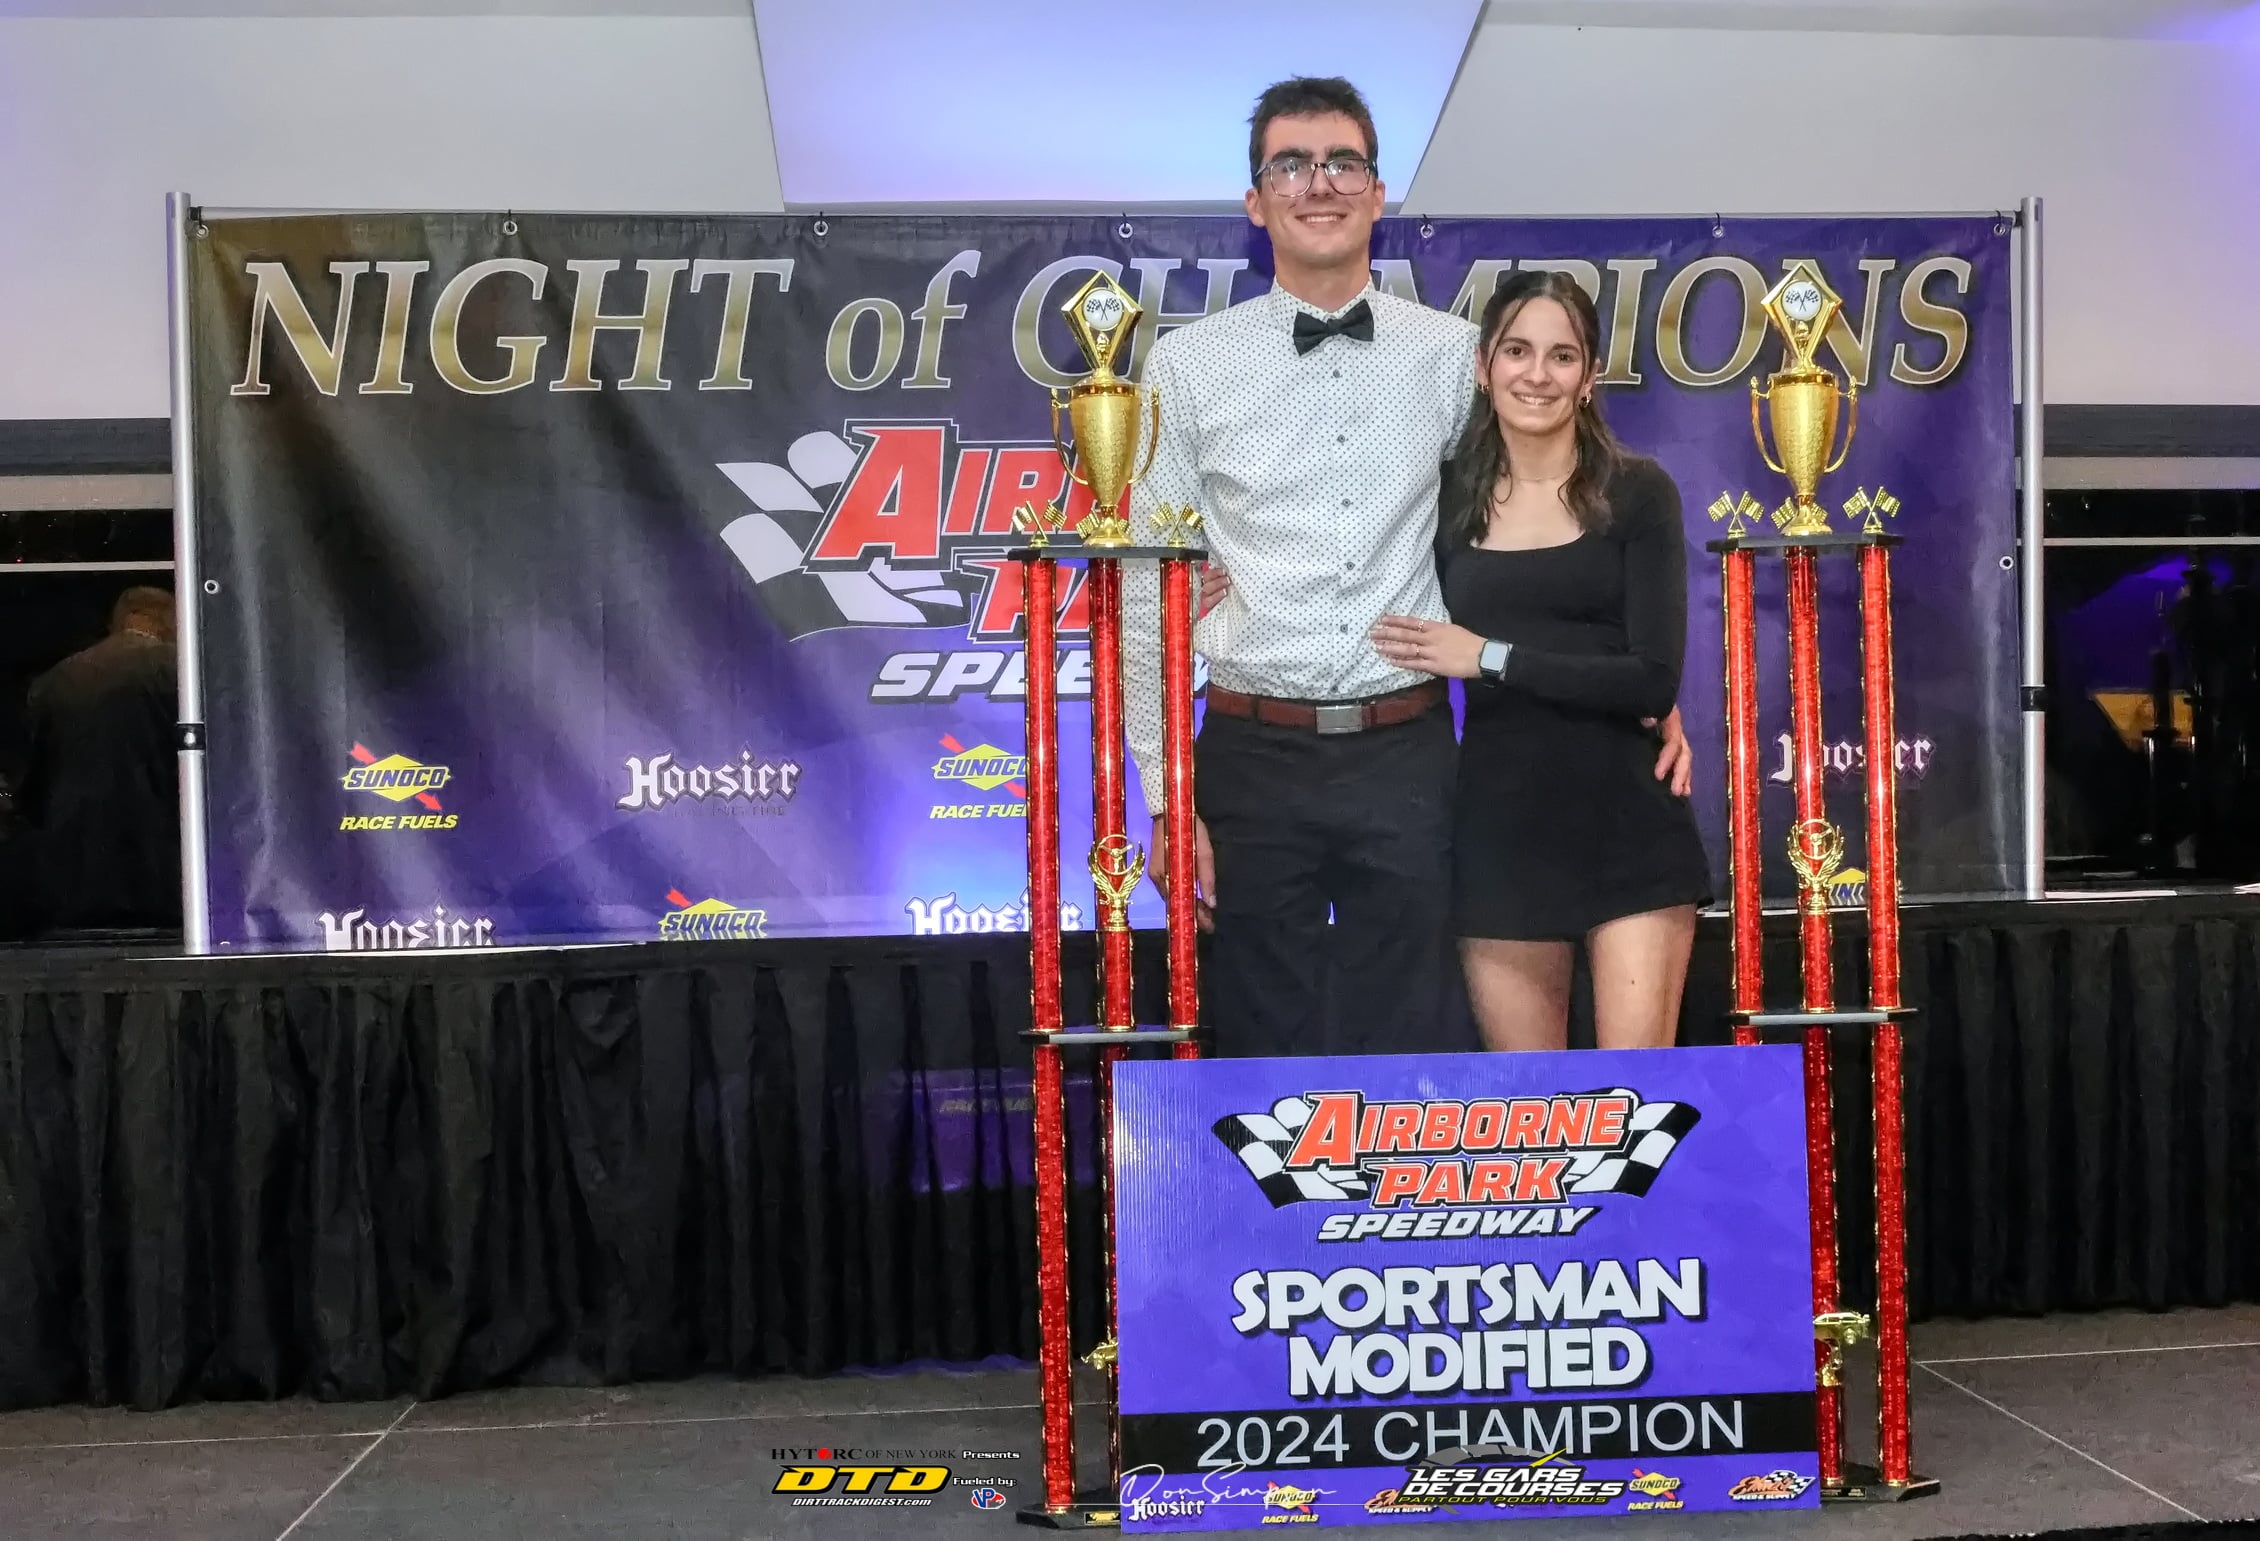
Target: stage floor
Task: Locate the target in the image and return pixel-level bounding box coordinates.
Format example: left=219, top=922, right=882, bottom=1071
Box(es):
left=0, top=1308, right=2252, bottom=1540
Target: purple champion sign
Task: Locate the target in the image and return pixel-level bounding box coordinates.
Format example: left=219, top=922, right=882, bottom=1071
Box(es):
left=1112, top=1046, right=1817, bottom=1530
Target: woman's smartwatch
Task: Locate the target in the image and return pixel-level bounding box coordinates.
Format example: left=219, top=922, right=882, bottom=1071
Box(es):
left=1477, top=638, right=1512, bottom=682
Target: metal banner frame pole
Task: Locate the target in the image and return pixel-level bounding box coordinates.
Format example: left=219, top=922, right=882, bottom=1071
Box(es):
left=165, top=191, right=213, bottom=956
left=2018, top=194, right=2046, bottom=899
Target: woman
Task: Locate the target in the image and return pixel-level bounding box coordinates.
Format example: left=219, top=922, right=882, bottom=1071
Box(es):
left=1371, top=270, right=1709, bottom=1052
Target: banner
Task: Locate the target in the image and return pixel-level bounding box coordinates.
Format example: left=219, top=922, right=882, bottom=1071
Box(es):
left=190, top=213, right=2016, bottom=950
left=1112, top=1047, right=1818, bottom=1529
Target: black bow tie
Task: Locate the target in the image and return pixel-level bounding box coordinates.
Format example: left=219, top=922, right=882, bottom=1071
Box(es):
left=1292, top=299, right=1375, bottom=355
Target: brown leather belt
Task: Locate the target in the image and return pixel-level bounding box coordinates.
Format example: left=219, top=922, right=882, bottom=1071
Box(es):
left=1206, top=680, right=1446, bottom=735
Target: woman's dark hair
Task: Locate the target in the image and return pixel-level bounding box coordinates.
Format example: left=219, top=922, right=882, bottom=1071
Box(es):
left=1248, top=77, right=1378, bottom=182
left=1440, top=269, right=1629, bottom=550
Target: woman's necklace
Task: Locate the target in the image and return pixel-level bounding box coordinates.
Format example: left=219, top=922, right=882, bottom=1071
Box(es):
left=1491, top=468, right=1571, bottom=515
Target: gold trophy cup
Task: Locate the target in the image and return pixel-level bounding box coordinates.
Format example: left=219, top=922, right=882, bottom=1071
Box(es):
left=1752, top=262, right=1859, bottom=538
left=1049, top=271, right=1160, bottom=548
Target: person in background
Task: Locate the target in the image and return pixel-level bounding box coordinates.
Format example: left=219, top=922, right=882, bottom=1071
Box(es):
left=1123, top=77, right=1689, bottom=1058
left=18, top=586, right=181, bottom=933
left=1373, top=272, right=1709, bottom=1050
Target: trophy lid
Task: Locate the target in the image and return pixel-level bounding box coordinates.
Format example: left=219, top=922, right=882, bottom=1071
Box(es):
left=1761, top=261, right=1843, bottom=373
left=1061, top=270, right=1143, bottom=376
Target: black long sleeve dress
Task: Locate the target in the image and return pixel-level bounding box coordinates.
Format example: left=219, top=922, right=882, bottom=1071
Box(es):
left=1440, top=456, right=1711, bottom=940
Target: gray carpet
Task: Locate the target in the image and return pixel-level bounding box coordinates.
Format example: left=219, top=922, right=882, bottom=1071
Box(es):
left=1, top=1307, right=2255, bottom=1538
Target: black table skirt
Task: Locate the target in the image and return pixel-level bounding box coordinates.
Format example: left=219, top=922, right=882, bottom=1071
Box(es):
left=2, top=895, right=2256, bottom=1411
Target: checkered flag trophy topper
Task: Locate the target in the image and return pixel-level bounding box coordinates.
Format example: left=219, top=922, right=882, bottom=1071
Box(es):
left=1211, top=1091, right=1700, bottom=1208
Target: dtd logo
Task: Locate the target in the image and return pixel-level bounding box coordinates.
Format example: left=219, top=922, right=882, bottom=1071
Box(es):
left=774, top=1465, right=950, bottom=1494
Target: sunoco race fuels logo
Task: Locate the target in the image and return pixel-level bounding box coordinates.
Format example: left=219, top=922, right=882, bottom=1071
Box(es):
left=659, top=890, right=768, bottom=940
left=1212, top=1088, right=1699, bottom=1240
left=931, top=732, right=1026, bottom=820
left=340, top=744, right=458, bottom=831
left=1626, top=1468, right=1684, bottom=1510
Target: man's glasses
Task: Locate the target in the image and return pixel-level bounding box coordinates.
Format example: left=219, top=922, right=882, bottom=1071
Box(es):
left=1255, top=154, right=1375, bottom=198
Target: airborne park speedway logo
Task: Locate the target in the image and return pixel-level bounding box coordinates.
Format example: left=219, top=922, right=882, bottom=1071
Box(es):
left=718, top=424, right=1104, bottom=703
left=1213, top=1088, right=1699, bottom=1241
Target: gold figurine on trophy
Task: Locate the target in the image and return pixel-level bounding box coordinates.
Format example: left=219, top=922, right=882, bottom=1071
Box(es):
left=1787, top=817, right=1847, bottom=916
left=1044, top=271, right=1160, bottom=548
left=1089, top=832, right=1147, bottom=933
left=1752, top=262, right=1858, bottom=538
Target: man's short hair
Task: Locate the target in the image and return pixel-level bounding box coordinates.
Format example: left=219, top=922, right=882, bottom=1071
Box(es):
left=1248, top=76, right=1378, bottom=183
left=110, top=585, right=175, bottom=636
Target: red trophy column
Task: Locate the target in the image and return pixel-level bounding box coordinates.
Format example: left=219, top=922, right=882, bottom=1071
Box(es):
left=1784, top=547, right=1844, bottom=1488
left=1020, top=555, right=1075, bottom=1515
left=1160, top=556, right=1201, bottom=1061
left=1083, top=554, right=1131, bottom=1487
left=1087, top=558, right=1134, bottom=1031
left=1723, top=549, right=1764, bottom=1046
left=1861, top=542, right=1914, bottom=1487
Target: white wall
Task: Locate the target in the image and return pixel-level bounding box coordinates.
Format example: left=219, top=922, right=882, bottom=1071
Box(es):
left=0, top=15, right=783, bottom=421
left=5, top=6, right=2259, bottom=419
left=1404, top=15, right=2260, bottom=406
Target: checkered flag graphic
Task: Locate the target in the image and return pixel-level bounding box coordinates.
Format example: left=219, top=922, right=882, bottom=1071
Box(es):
left=1563, top=1090, right=1701, bottom=1197
left=1211, top=1089, right=1699, bottom=1207
left=715, top=430, right=972, bottom=639
left=1211, top=1096, right=1371, bottom=1207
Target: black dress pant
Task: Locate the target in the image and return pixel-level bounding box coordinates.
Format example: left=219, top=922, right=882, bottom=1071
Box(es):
left=1194, top=706, right=1472, bottom=1058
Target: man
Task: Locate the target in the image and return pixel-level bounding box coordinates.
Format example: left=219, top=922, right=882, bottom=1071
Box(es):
left=18, top=586, right=181, bottom=932
left=1123, top=77, right=1687, bottom=1058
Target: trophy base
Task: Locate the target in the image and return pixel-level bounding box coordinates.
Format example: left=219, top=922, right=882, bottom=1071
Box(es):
left=1822, top=1465, right=1941, bottom=1503
left=1705, top=531, right=1903, bottom=555
left=1016, top=1492, right=1123, bottom=1528
left=1729, top=1007, right=1919, bottom=1035
left=1007, top=543, right=1210, bottom=563
left=1025, top=1025, right=1196, bottom=1047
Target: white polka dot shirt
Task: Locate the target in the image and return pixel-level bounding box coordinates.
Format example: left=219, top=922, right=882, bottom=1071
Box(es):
left=1122, top=282, right=1480, bottom=816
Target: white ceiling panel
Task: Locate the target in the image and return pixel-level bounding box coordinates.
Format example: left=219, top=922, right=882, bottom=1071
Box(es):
left=751, top=0, right=1485, bottom=205
left=1473, top=0, right=2260, bottom=39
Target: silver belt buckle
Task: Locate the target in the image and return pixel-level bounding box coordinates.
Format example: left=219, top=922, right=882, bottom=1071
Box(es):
left=1314, top=702, right=1365, bottom=735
